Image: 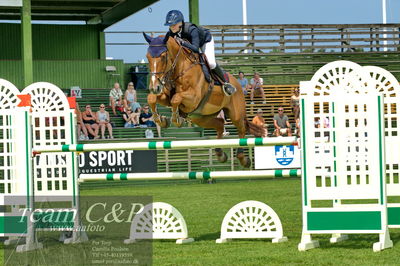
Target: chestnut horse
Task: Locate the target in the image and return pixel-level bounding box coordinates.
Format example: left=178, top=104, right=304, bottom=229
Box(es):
left=143, top=33, right=264, bottom=167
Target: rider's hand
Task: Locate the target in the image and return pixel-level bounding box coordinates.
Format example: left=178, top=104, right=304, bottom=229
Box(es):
left=175, top=37, right=184, bottom=45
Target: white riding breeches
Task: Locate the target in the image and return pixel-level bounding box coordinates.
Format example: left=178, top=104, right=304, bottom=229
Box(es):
left=202, top=37, right=216, bottom=69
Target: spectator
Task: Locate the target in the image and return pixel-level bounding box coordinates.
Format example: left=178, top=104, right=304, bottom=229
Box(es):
left=273, top=107, right=292, bottom=137
left=315, top=117, right=330, bottom=128
left=323, top=117, right=330, bottom=128
left=96, top=104, right=114, bottom=139
left=139, top=105, right=161, bottom=137
left=122, top=107, right=140, bottom=128
left=82, top=105, right=99, bottom=139
left=124, top=82, right=141, bottom=112
left=109, top=82, right=123, bottom=116
left=295, top=117, right=300, bottom=137
left=237, top=71, right=250, bottom=95
left=75, top=103, right=89, bottom=140
left=250, top=72, right=266, bottom=104
left=291, top=87, right=300, bottom=120
left=252, top=108, right=268, bottom=137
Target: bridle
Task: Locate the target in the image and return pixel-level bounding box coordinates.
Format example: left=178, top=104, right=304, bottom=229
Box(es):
left=149, top=38, right=201, bottom=91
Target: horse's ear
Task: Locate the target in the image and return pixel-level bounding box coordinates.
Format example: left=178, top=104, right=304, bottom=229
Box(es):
left=143, top=32, right=153, bottom=44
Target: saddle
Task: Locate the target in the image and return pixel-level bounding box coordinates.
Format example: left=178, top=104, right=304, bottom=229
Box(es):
left=199, top=54, right=229, bottom=86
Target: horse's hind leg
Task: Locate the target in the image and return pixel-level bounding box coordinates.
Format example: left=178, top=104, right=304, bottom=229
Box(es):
left=231, top=117, right=252, bottom=168
left=191, top=116, right=228, bottom=163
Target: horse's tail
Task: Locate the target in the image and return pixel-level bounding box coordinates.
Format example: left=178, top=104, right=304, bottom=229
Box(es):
left=245, top=118, right=267, bottom=137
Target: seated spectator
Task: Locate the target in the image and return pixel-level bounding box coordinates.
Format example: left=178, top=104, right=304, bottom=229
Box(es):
left=273, top=107, right=292, bottom=137
left=139, top=105, right=161, bottom=137
left=323, top=117, right=330, bottom=128
left=315, top=117, right=329, bottom=128
left=82, top=105, right=99, bottom=139
left=250, top=72, right=266, bottom=104
left=109, top=82, right=123, bottom=116
left=238, top=71, right=250, bottom=95
left=96, top=104, right=114, bottom=139
left=76, top=103, right=89, bottom=140
left=315, top=116, right=330, bottom=139
left=295, top=117, right=300, bottom=137
left=122, top=107, right=140, bottom=128
left=124, top=82, right=141, bottom=112
left=252, top=108, right=268, bottom=137
left=291, top=87, right=300, bottom=120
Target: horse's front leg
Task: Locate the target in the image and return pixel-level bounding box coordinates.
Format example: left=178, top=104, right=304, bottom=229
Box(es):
left=170, top=93, right=184, bottom=127
left=147, top=93, right=161, bottom=124
left=147, top=93, right=171, bottom=128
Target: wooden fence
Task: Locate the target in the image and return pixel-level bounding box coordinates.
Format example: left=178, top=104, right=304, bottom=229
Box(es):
left=107, top=24, right=400, bottom=55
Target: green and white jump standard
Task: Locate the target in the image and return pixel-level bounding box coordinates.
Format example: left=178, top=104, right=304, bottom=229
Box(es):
left=0, top=80, right=88, bottom=253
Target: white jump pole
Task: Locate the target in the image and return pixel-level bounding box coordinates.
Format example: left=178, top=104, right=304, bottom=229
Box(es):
left=33, top=137, right=298, bottom=154
left=79, top=169, right=301, bottom=182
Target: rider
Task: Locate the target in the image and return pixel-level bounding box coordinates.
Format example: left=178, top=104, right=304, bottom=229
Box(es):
left=163, top=10, right=236, bottom=96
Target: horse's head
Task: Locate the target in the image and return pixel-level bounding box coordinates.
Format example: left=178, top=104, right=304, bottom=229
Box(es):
left=143, top=33, right=172, bottom=95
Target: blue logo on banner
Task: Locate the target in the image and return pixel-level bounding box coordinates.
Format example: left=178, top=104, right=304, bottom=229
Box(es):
left=275, top=145, right=295, bottom=166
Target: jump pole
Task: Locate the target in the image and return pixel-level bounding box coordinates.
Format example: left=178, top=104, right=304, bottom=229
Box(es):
left=33, top=137, right=298, bottom=154
left=79, top=169, right=301, bottom=182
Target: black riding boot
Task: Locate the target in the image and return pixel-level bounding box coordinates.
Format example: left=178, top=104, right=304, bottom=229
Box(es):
left=212, top=65, right=237, bottom=96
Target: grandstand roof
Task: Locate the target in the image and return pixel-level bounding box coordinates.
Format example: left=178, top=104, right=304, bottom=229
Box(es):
left=0, top=0, right=158, bottom=27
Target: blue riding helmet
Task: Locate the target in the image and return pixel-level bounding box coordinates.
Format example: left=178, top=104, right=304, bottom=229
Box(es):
left=164, top=10, right=184, bottom=26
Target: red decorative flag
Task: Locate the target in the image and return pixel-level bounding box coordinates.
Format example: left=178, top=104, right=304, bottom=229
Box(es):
left=68, top=96, right=76, bottom=109
left=17, top=94, right=31, bottom=107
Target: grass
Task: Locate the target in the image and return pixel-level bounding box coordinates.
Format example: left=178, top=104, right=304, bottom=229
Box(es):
left=2, top=178, right=399, bottom=265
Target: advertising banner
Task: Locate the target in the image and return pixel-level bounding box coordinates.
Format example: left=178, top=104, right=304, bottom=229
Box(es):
left=254, top=145, right=301, bottom=169
left=78, top=150, right=157, bottom=174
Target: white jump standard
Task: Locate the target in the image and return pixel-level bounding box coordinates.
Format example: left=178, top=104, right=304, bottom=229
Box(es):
left=297, top=61, right=398, bottom=252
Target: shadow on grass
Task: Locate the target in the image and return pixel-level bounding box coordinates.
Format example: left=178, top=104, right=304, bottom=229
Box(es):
left=196, top=231, right=221, bottom=241
left=311, top=233, right=400, bottom=250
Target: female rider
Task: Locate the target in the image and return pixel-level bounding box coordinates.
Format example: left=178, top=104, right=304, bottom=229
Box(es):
left=163, top=10, right=236, bottom=96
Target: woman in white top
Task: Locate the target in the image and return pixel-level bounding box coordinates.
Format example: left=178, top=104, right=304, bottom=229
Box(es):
left=96, top=104, right=114, bottom=139
left=123, top=82, right=141, bottom=112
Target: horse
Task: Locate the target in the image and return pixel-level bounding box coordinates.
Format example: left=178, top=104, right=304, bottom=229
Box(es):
left=143, top=33, right=264, bottom=168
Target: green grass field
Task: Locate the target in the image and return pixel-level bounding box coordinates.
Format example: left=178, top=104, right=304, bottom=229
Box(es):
left=2, top=178, right=399, bottom=265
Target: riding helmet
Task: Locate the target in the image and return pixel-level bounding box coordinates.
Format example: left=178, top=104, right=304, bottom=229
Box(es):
left=164, top=10, right=184, bottom=26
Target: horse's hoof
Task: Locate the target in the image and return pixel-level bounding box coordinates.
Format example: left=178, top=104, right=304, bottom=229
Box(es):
left=237, top=155, right=251, bottom=168
left=243, top=158, right=252, bottom=168
left=160, top=116, right=170, bottom=128
left=176, top=117, right=184, bottom=128
left=171, top=116, right=184, bottom=128
left=216, top=152, right=228, bottom=163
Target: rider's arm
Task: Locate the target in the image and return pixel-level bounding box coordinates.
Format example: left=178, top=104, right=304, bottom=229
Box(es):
left=181, top=27, right=200, bottom=53
left=163, top=31, right=172, bottom=43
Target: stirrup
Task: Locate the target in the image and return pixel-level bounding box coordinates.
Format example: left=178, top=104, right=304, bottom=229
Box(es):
left=223, top=83, right=236, bottom=96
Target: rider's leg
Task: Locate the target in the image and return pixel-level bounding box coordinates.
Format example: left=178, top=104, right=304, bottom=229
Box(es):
left=203, top=37, right=236, bottom=96
left=212, top=65, right=237, bottom=96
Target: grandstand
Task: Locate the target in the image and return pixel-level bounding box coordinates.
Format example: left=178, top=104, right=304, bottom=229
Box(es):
left=1, top=14, right=400, bottom=172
